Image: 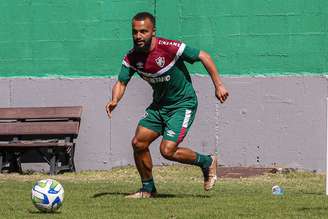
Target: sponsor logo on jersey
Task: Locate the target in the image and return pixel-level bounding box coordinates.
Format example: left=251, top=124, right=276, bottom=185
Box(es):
left=167, top=130, right=176, bottom=137
left=155, top=56, right=165, bottom=68
left=158, top=40, right=181, bottom=47
left=142, top=75, right=171, bottom=84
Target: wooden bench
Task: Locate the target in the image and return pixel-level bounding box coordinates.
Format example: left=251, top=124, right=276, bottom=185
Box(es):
left=0, top=106, right=82, bottom=175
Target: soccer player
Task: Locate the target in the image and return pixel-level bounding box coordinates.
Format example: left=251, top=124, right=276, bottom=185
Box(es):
left=105, top=12, right=229, bottom=198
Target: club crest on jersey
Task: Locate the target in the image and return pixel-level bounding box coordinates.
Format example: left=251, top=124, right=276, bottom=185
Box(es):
left=155, top=56, right=165, bottom=68
left=136, top=62, right=144, bottom=69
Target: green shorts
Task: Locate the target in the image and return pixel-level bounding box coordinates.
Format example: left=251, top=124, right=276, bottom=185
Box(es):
left=138, top=102, right=197, bottom=143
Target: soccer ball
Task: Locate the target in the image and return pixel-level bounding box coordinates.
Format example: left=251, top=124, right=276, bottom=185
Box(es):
left=31, top=179, right=64, bottom=212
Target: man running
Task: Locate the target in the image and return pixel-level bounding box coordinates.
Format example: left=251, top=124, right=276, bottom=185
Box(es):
left=106, top=12, right=229, bottom=198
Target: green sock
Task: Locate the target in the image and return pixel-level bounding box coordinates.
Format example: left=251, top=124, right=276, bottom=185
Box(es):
left=141, top=178, right=156, bottom=193
left=193, top=153, right=212, bottom=169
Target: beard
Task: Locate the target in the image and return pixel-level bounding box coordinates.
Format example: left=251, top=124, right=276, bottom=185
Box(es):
left=133, top=37, right=152, bottom=52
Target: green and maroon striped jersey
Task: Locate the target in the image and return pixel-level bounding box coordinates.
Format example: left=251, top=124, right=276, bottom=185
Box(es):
left=118, top=37, right=200, bottom=107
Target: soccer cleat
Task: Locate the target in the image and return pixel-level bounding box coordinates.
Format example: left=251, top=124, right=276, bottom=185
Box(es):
left=125, top=189, right=157, bottom=199
left=201, top=155, right=218, bottom=191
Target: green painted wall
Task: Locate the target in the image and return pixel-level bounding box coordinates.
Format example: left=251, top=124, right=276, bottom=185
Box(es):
left=0, top=0, right=327, bottom=77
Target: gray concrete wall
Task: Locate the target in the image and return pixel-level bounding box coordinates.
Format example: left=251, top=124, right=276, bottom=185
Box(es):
left=0, top=76, right=327, bottom=172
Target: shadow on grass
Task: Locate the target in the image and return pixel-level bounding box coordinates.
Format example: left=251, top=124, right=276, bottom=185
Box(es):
left=291, top=191, right=326, bottom=196
left=298, top=207, right=328, bottom=212
left=92, top=192, right=210, bottom=199
left=28, top=209, right=62, bottom=214
left=300, top=191, right=324, bottom=196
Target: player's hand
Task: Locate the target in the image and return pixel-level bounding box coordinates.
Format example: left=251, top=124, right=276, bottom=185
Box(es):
left=215, top=85, right=229, bottom=103
left=105, top=100, right=118, bottom=118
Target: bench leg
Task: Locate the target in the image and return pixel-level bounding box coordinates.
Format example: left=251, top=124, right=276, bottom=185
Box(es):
left=39, top=148, right=58, bottom=175
left=49, top=152, right=56, bottom=175
left=0, top=152, right=3, bottom=173
left=68, top=145, right=76, bottom=172
left=9, top=152, right=22, bottom=173
left=15, top=154, right=22, bottom=174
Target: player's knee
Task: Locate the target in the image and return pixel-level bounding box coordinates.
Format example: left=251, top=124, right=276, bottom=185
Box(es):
left=160, top=145, right=176, bottom=160
left=131, top=137, right=148, bottom=152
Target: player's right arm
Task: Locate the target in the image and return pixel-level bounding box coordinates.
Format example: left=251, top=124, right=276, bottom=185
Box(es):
left=105, top=58, right=136, bottom=118
left=198, top=51, right=229, bottom=103
left=181, top=45, right=229, bottom=104
left=105, top=80, right=127, bottom=118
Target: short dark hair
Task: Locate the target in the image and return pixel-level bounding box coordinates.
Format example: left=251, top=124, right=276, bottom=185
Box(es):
left=132, top=12, right=156, bottom=27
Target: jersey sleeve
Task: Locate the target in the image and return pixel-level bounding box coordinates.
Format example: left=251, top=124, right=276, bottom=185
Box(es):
left=118, top=64, right=135, bottom=85
left=181, top=45, right=201, bottom=64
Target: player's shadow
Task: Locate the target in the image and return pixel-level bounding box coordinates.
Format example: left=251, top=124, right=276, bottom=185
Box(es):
left=92, top=192, right=210, bottom=199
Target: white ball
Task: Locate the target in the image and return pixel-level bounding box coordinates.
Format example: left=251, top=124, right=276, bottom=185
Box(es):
left=31, top=179, right=64, bottom=212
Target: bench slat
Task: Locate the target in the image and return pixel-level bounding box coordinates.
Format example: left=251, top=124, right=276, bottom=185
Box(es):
left=0, top=142, right=73, bottom=147
left=0, top=106, right=82, bottom=120
left=0, top=121, right=80, bottom=135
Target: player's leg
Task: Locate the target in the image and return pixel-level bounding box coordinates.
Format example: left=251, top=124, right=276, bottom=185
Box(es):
left=160, top=107, right=218, bottom=191
left=126, top=107, right=162, bottom=198
left=159, top=140, right=199, bottom=164
left=160, top=139, right=217, bottom=191
left=132, top=126, right=160, bottom=187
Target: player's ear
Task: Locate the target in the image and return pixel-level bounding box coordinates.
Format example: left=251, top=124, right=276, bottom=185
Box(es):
left=152, top=27, right=156, bottom=36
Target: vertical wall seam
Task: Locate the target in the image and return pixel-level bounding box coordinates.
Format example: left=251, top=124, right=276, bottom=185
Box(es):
left=326, top=75, right=328, bottom=168
left=108, top=82, right=112, bottom=160
left=326, top=75, right=328, bottom=173
left=326, top=75, right=328, bottom=99
left=178, top=0, right=182, bottom=37
left=215, top=102, right=220, bottom=155
left=154, top=0, right=156, bottom=17
left=9, top=79, right=13, bottom=106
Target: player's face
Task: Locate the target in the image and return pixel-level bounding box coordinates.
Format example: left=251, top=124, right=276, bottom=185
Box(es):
left=132, top=18, right=155, bottom=52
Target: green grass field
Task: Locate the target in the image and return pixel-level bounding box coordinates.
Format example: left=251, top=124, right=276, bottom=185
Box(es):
left=0, top=165, right=328, bottom=219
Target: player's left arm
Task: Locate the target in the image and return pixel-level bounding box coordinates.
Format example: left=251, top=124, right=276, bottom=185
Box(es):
left=198, top=50, right=229, bottom=103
